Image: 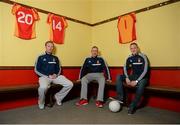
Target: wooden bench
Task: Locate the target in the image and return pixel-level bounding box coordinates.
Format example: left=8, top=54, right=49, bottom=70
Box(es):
left=105, top=82, right=180, bottom=98
left=0, top=81, right=179, bottom=106
left=0, top=81, right=81, bottom=94
left=0, top=81, right=180, bottom=97
left=0, top=81, right=81, bottom=103
left=105, top=81, right=180, bottom=108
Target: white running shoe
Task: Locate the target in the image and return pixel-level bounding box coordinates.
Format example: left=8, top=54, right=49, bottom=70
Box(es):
left=38, top=104, right=44, bottom=110
left=109, top=97, right=124, bottom=104
left=57, top=101, right=62, bottom=106
left=55, top=95, right=62, bottom=106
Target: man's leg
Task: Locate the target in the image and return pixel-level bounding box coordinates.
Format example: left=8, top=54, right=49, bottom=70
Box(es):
left=38, top=77, right=51, bottom=109
left=96, top=74, right=105, bottom=102
left=129, top=78, right=148, bottom=112
left=115, top=75, right=126, bottom=102
left=80, top=74, right=92, bottom=100
left=53, top=75, right=73, bottom=105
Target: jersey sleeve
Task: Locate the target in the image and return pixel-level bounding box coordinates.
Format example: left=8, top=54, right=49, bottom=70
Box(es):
left=47, top=13, right=53, bottom=24
left=123, top=57, right=131, bottom=78
left=117, top=16, right=121, bottom=28
left=34, top=56, right=48, bottom=78
left=101, top=58, right=111, bottom=80
left=62, top=17, right=68, bottom=28
left=136, top=54, right=148, bottom=82
left=55, top=57, right=61, bottom=76
left=79, top=58, right=88, bottom=79
left=32, top=8, right=40, bottom=21
left=131, top=13, right=136, bottom=22
left=11, top=4, right=20, bottom=15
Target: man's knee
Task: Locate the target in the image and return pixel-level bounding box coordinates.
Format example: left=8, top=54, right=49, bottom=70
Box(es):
left=136, top=79, right=148, bottom=92
left=38, top=85, right=48, bottom=92
left=62, top=79, right=74, bottom=89
left=116, top=75, right=124, bottom=84
left=81, top=76, right=88, bottom=84
left=116, top=75, right=123, bottom=81
left=139, top=78, right=148, bottom=83
left=68, top=81, right=74, bottom=88
left=97, top=77, right=105, bottom=85
left=138, top=79, right=148, bottom=87
left=39, top=77, right=50, bottom=87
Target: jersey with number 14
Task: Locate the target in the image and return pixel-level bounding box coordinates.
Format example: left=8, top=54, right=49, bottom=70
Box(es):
left=12, top=4, right=40, bottom=40
left=47, top=13, right=68, bottom=44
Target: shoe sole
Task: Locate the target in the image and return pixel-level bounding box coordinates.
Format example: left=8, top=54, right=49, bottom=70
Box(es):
left=96, top=105, right=103, bottom=108
left=109, top=97, right=124, bottom=104
left=96, top=102, right=103, bottom=108
left=39, top=106, right=44, bottom=110
left=54, top=95, right=63, bottom=106
left=38, top=103, right=44, bottom=110
left=76, top=103, right=88, bottom=106
left=57, top=103, right=62, bottom=106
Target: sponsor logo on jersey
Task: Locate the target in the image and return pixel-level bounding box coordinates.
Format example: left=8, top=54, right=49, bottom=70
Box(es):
left=43, top=58, right=46, bottom=61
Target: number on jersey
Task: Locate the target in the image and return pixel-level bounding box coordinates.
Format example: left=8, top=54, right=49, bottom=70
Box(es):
left=17, top=11, right=33, bottom=25
left=52, top=20, right=62, bottom=31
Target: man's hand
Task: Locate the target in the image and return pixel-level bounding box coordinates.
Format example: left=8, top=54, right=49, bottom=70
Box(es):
left=49, top=74, right=57, bottom=79
left=48, top=75, right=53, bottom=79
left=125, top=78, right=130, bottom=84
left=106, top=79, right=112, bottom=83
left=129, top=81, right=137, bottom=87
left=52, top=74, right=57, bottom=78
left=76, top=79, right=81, bottom=82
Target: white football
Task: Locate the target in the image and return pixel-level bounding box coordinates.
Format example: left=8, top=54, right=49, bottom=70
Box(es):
left=109, top=100, right=121, bottom=112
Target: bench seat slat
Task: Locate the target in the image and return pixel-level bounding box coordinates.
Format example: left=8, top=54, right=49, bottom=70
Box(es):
left=0, top=81, right=179, bottom=94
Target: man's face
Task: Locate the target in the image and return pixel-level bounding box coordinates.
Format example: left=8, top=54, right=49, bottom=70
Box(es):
left=45, top=43, right=54, bottom=54
left=91, top=48, right=98, bottom=57
left=130, top=44, right=138, bottom=55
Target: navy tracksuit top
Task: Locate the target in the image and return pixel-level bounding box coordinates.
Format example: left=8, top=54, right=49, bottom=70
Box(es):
left=79, top=56, right=111, bottom=79
left=34, top=53, right=61, bottom=77
left=124, top=53, right=149, bottom=82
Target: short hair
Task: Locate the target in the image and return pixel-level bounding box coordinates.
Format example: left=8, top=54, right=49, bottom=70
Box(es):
left=45, top=41, right=54, bottom=46
left=130, top=42, right=138, bottom=48
left=91, top=46, right=98, bottom=50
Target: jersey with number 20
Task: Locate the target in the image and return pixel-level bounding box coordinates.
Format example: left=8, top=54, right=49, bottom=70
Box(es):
left=12, top=4, right=40, bottom=40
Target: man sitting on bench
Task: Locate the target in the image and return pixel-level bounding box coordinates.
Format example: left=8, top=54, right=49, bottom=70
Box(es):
left=111, top=42, right=149, bottom=115
left=76, top=46, right=111, bottom=108
left=35, top=41, right=73, bottom=109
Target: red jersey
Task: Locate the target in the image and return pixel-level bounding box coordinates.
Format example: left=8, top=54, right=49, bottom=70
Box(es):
left=117, top=13, right=136, bottom=44
left=12, top=4, right=40, bottom=40
left=47, top=13, right=68, bottom=44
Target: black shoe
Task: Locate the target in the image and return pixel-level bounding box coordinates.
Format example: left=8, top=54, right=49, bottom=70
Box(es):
left=46, top=103, right=54, bottom=108
left=109, top=97, right=124, bottom=104
left=45, top=95, right=55, bottom=108
left=128, top=107, right=135, bottom=115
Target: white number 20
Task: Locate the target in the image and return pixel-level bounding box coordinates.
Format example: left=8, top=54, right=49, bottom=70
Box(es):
left=17, top=11, right=33, bottom=25
left=52, top=20, right=62, bottom=31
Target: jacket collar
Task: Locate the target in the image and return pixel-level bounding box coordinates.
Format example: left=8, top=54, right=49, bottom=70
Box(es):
left=45, top=52, right=52, bottom=55
left=91, top=56, right=98, bottom=58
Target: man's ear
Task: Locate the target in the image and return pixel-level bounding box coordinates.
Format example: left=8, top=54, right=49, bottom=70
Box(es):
left=52, top=46, right=56, bottom=54
left=98, top=51, right=101, bottom=56
left=138, top=47, right=141, bottom=53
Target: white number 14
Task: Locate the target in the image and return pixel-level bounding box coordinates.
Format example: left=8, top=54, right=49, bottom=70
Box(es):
left=52, top=20, right=62, bottom=31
